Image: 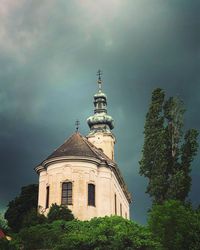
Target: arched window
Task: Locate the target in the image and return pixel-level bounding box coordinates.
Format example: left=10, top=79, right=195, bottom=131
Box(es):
left=114, top=194, right=117, bottom=215
left=88, top=183, right=95, bottom=206
left=46, top=186, right=50, bottom=209
left=120, top=203, right=122, bottom=216
left=61, top=182, right=72, bottom=205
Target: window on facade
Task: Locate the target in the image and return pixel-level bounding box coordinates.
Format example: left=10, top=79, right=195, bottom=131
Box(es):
left=61, top=182, right=73, bottom=205
left=88, top=184, right=95, bottom=206
left=120, top=203, right=122, bottom=216
left=46, top=186, right=50, bottom=209
left=114, top=194, right=117, bottom=215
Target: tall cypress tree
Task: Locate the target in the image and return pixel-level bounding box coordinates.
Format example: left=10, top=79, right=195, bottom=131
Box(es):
left=164, top=96, right=185, bottom=200
left=139, top=88, right=199, bottom=204
left=139, top=88, right=168, bottom=203
left=179, top=129, right=199, bottom=200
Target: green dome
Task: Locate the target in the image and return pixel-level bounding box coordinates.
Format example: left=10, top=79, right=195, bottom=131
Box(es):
left=94, top=91, right=107, bottom=100
left=87, top=113, right=114, bottom=130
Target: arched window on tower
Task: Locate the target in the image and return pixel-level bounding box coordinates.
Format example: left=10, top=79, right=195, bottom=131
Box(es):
left=61, top=182, right=73, bottom=205
left=88, top=183, right=95, bottom=206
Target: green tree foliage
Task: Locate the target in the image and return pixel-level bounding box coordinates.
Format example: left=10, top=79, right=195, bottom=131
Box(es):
left=139, top=88, right=168, bottom=203
left=4, top=184, right=38, bottom=232
left=22, top=208, right=47, bottom=228
left=0, top=213, right=8, bottom=231
left=139, top=88, right=199, bottom=203
left=18, top=216, right=160, bottom=250
left=47, top=203, right=74, bottom=223
left=0, top=239, right=14, bottom=250
left=148, top=200, right=200, bottom=250
left=179, top=129, right=199, bottom=200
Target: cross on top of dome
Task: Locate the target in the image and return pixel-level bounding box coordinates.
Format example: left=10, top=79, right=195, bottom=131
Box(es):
left=97, top=69, right=103, bottom=92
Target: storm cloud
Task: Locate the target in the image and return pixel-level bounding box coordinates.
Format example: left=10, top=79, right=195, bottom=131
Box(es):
left=0, top=0, right=199, bottom=223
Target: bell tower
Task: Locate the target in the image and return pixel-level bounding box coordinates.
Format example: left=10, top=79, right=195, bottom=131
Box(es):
left=87, top=70, right=115, bottom=160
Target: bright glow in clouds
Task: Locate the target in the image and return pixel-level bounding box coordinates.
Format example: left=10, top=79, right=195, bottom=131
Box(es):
left=0, top=0, right=22, bottom=16
left=77, top=0, right=122, bottom=47
left=79, top=0, right=122, bottom=22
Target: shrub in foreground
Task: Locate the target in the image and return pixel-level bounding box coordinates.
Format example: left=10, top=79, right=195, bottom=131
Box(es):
left=47, top=203, right=74, bottom=223
left=18, top=216, right=160, bottom=250
left=148, top=200, right=200, bottom=250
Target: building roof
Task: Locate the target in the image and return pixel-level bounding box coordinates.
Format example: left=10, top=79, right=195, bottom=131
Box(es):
left=46, top=132, right=101, bottom=160
left=0, top=229, right=5, bottom=239
left=45, top=132, right=116, bottom=165
left=36, top=132, right=131, bottom=203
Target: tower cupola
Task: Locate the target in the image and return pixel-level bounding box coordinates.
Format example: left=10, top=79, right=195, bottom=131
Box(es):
left=87, top=70, right=115, bottom=160
left=87, top=70, right=114, bottom=134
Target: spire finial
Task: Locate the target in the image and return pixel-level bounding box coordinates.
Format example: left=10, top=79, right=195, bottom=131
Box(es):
left=97, top=69, right=103, bottom=91
left=75, top=120, right=80, bottom=132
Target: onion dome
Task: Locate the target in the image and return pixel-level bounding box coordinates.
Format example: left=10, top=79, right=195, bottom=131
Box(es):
left=87, top=70, right=114, bottom=133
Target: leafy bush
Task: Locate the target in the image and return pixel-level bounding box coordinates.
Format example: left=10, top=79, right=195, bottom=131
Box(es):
left=19, top=216, right=160, bottom=250
left=0, top=239, right=11, bottom=250
left=22, top=208, right=47, bottom=228
left=47, top=203, right=74, bottom=223
left=0, top=213, right=9, bottom=232
left=19, top=221, right=62, bottom=250
left=148, top=200, right=200, bottom=250
left=4, top=184, right=38, bottom=232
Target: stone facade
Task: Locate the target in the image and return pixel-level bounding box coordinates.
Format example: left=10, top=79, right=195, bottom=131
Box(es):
left=37, top=158, right=130, bottom=219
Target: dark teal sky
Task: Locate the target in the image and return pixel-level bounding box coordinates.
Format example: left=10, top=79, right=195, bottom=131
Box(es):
left=0, top=0, right=199, bottom=224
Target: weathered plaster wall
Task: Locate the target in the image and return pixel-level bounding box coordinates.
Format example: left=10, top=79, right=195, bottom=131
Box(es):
left=38, top=161, right=130, bottom=220
left=87, top=132, right=115, bottom=160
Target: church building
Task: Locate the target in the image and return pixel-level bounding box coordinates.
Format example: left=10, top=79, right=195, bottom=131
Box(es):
left=35, top=72, right=132, bottom=220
